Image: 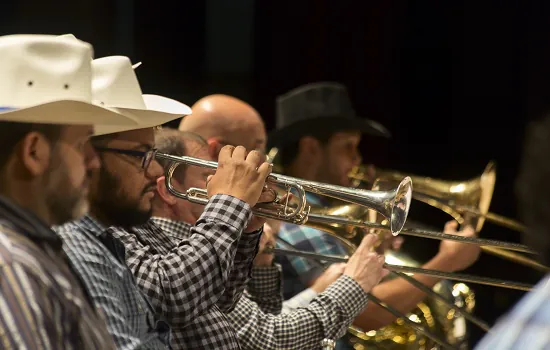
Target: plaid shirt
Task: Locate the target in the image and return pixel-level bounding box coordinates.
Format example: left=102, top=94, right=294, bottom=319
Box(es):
left=227, top=272, right=369, bottom=350
left=113, top=194, right=259, bottom=349
left=55, top=216, right=170, bottom=349
left=276, top=194, right=349, bottom=299
left=474, top=274, right=550, bottom=350
left=0, top=196, right=115, bottom=350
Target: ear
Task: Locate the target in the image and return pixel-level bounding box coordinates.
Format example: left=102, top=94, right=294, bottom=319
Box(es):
left=299, top=136, right=322, bottom=157
left=19, top=132, right=52, bottom=177
left=156, top=176, right=178, bottom=206
left=207, top=138, right=222, bottom=160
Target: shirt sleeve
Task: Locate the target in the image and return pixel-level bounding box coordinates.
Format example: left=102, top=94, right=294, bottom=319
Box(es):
left=245, top=264, right=284, bottom=314
left=226, top=275, right=369, bottom=350
left=277, top=224, right=349, bottom=286
left=114, top=194, right=252, bottom=326
left=216, top=228, right=262, bottom=313
left=281, top=288, right=319, bottom=314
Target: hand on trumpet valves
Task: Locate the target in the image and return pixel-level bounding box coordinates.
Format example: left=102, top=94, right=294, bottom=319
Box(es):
left=206, top=145, right=272, bottom=207
left=344, top=234, right=389, bottom=293
left=436, top=220, right=481, bottom=272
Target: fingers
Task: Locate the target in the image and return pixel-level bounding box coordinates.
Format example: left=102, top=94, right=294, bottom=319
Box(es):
left=444, top=220, right=458, bottom=233
left=392, top=237, right=404, bottom=251
left=218, top=145, right=235, bottom=161
left=206, top=175, right=213, bottom=187
left=232, top=145, right=247, bottom=161
left=356, top=233, right=378, bottom=253
left=461, top=225, right=476, bottom=236
left=257, top=162, right=273, bottom=179
left=245, top=149, right=263, bottom=167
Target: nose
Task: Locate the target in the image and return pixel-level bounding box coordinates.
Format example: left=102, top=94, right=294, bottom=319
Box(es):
left=84, top=142, right=101, bottom=170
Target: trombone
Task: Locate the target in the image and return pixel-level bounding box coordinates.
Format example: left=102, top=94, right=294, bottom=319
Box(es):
left=156, top=152, right=414, bottom=234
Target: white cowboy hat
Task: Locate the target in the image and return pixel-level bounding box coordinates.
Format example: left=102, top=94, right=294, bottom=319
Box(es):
left=0, top=34, right=138, bottom=128
left=91, top=56, right=191, bottom=136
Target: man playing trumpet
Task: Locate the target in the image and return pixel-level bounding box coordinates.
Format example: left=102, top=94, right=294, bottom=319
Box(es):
left=151, top=128, right=388, bottom=349
left=180, top=85, right=481, bottom=348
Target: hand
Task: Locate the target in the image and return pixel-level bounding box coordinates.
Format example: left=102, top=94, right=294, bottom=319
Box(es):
left=344, top=234, right=388, bottom=293
left=437, top=220, right=481, bottom=271
left=311, top=263, right=346, bottom=293
left=207, top=145, right=272, bottom=207
left=254, top=222, right=277, bottom=266
left=374, top=231, right=405, bottom=254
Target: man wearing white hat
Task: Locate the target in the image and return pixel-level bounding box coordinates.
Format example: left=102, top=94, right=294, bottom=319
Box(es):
left=0, top=34, right=139, bottom=349
left=54, top=55, right=272, bottom=348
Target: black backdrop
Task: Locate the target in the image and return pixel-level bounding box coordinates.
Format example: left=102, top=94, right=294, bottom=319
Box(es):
left=3, top=0, right=550, bottom=346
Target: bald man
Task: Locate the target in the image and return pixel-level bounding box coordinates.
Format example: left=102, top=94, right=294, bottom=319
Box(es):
left=179, top=94, right=267, bottom=158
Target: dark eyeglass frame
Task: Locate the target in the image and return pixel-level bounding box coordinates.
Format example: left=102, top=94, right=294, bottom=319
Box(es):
left=93, top=146, right=158, bottom=170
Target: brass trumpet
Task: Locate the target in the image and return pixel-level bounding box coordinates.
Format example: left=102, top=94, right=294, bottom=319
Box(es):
left=353, top=162, right=548, bottom=271
left=349, top=161, right=525, bottom=232
left=155, top=152, right=413, bottom=233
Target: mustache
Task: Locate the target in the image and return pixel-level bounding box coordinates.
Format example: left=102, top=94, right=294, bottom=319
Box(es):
left=142, top=183, right=157, bottom=194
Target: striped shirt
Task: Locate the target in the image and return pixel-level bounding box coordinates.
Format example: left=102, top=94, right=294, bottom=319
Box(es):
left=0, top=196, right=115, bottom=350
left=474, top=274, right=550, bottom=350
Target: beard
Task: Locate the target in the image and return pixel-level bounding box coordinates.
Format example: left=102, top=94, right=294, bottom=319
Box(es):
left=44, top=152, right=89, bottom=225
left=90, top=165, right=152, bottom=228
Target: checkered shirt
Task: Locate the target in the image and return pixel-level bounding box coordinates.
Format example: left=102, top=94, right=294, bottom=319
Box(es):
left=54, top=217, right=170, bottom=350
left=242, top=264, right=284, bottom=314
left=227, top=274, right=369, bottom=350
left=474, top=274, right=550, bottom=350
left=114, top=194, right=260, bottom=349
left=276, top=194, right=349, bottom=299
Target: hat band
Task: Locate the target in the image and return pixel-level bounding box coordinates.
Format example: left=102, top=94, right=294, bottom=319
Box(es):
left=0, top=107, right=16, bottom=112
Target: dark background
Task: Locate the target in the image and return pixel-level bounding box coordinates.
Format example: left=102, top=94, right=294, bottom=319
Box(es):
left=4, top=0, right=550, bottom=346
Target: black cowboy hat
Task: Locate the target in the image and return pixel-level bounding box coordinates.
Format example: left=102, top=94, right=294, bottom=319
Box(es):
left=267, top=82, right=391, bottom=149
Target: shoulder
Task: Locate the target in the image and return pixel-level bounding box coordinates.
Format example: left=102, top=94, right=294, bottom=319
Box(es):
left=0, top=226, right=87, bottom=314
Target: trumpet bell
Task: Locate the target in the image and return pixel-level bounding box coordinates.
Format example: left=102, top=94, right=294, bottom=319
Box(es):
left=351, top=162, right=497, bottom=232
left=389, top=176, right=413, bottom=235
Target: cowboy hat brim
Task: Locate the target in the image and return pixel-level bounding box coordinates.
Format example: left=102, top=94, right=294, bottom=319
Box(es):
left=93, top=94, right=191, bottom=136
left=0, top=100, right=139, bottom=127
left=267, top=115, right=391, bottom=149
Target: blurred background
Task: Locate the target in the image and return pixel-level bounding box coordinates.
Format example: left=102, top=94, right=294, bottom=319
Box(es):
left=4, top=0, right=550, bottom=346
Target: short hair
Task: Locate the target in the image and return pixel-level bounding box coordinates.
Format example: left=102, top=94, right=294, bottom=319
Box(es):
left=0, top=121, right=62, bottom=172
left=516, top=114, right=550, bottom=265
left=154, top=128, right=208, bottom=180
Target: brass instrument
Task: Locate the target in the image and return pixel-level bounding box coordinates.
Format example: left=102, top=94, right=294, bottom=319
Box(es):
left=352, top=162, right=548, bottom=272
left=156, top=152, right=413, bottom=233
left=350, top=161, right=524, bottom=232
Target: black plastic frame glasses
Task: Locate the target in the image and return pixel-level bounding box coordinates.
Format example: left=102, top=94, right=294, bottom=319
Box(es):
left=94, top=146, right=158, bottom=170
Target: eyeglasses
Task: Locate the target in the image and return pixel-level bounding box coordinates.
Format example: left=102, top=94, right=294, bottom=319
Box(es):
left=93, top=146, right=158, bottom=170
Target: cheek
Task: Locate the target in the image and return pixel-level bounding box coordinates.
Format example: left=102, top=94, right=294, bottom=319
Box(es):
left=63, top=152, right=87, bottom=189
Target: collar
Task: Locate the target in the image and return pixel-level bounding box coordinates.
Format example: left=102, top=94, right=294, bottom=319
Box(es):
left=73, top=214, right=108, bottom=237
left=0, top=195, right=60, bottom=243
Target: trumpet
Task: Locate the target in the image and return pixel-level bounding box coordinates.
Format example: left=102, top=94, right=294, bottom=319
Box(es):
left=155, top=152, right=413, bottom=233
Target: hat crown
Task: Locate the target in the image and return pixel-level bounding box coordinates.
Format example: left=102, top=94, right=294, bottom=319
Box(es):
left=276, top=82, right=356, bottom=129
left=0, top=34, right=94, bottom=108
left=92, top=55, right=146, bottom=110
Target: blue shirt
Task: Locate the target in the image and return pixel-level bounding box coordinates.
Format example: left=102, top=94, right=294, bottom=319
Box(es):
left=475, top=274, right=550, bottom=350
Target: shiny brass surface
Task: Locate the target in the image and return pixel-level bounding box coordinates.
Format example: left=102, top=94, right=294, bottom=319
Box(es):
left=355, top=163, right=547, bottom=270
left=349, top=161, right=524, bottom=232
left=348, top=251, right=476, bottom=350
left=157, top=152, right=413, bottom=234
